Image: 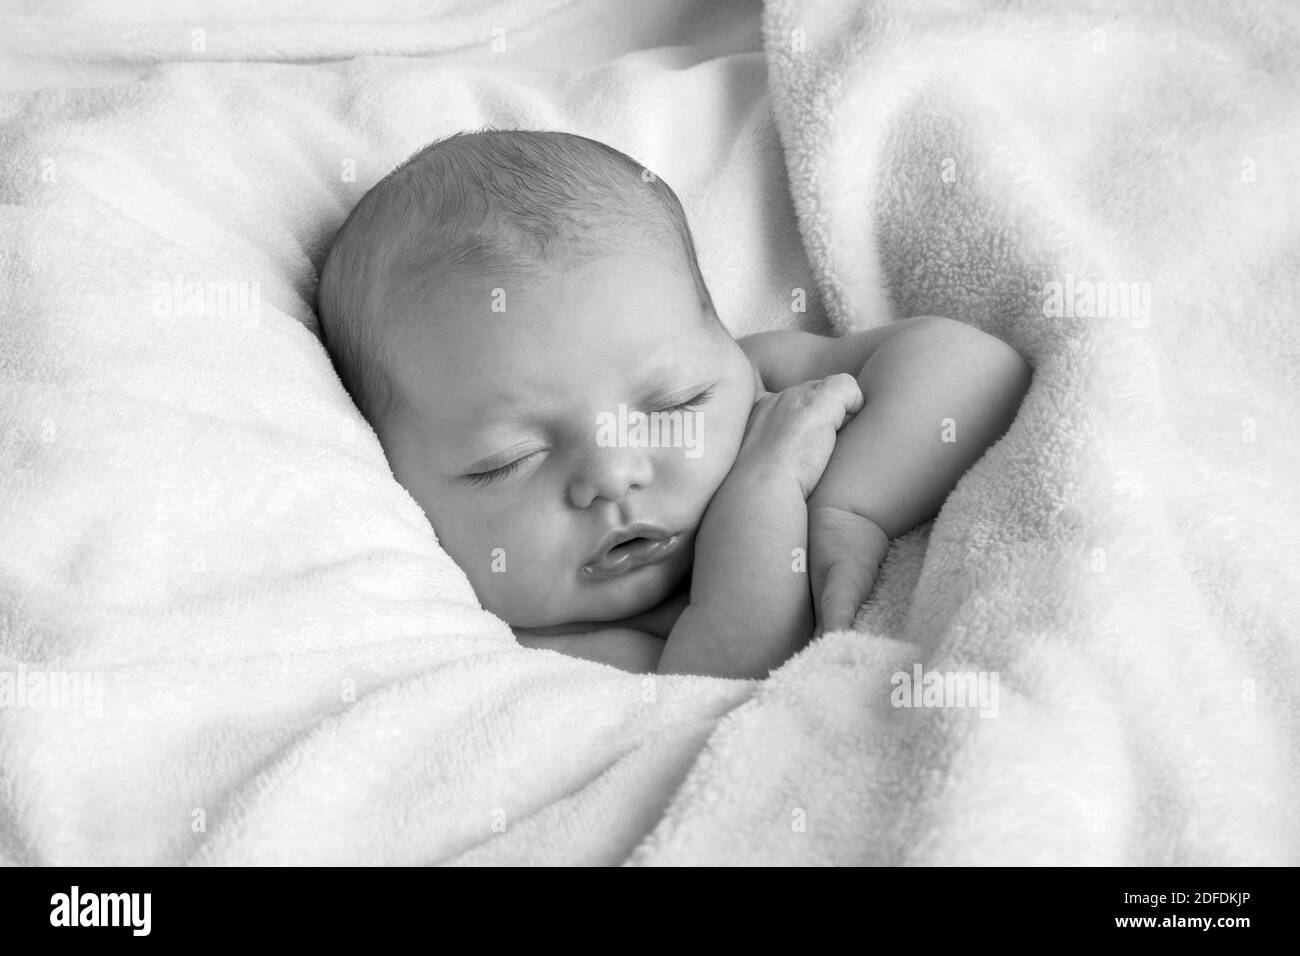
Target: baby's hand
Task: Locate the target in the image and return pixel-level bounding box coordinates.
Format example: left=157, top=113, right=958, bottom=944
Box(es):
left=808, top=504, right=890, bottom=637
left=731, top=374, right=864, bottom=498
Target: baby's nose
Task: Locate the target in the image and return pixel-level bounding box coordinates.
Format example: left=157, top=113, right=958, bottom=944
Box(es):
left=567, top=442, right=654, bottom=509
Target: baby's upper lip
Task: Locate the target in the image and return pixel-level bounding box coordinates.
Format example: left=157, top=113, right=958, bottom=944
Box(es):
left=587, top=522, right=676, bottom=565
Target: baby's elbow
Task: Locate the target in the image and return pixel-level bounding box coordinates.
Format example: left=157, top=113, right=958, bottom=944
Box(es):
left=980, top=333, right=1032, bottom=425
left=995, top=336, right=1033, bottom=400
left=921, top=317, right=1032, bottom=414
left=937, top=318, right=1031, bottom=394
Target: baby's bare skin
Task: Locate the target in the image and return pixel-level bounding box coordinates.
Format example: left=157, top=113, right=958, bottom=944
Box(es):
left=377, top=250, right=1030, bottom=678
left=524, top=363, right=862, bottom=676
left=315, top=130, right=1031, bottom=676
left=379, top=254, right=755, bottom=633
left=522, top=320, right=1031, bottom=677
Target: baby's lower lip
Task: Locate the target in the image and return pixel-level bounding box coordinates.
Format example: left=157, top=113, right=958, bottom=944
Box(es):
left=581, top=534, right=682, bottom=579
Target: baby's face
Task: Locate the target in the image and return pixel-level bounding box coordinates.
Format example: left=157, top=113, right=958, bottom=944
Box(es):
left=380, top=254, right=758, bottom=628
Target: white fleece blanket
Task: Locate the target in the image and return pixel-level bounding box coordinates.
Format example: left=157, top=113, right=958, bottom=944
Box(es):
left=2, top=0, right=1298, bottom=866
left=656, top=0, right=1300, bottom=865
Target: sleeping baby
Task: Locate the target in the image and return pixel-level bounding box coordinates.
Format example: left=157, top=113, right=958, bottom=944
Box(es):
left=316, top=130, right=1031, bottom=678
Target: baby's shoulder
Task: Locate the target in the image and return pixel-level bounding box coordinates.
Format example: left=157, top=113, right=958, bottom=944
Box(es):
left=742, top=323, right=938, bottom=390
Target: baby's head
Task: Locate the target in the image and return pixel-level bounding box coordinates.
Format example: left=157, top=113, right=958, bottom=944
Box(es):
left=317, top=130, right=757, bottom=628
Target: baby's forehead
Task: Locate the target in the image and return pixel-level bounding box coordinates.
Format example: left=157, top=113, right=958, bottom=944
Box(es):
left=389, top=248, right=710, bottom=338
left=402, top=325, right=718, bottom=438
left=432, top=326, right=714, bottom=404
left=382, top=250, right=719, bottom=399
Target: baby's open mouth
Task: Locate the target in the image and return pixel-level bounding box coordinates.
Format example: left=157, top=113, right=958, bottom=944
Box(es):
left=581, top=529, right=683, bottom=578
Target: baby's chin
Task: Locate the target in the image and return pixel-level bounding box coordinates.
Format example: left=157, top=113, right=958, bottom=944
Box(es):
left=589, top=562, right=687, bottom=621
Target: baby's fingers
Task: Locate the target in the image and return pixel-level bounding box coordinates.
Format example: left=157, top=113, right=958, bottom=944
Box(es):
left=812, top=560, right=870, bottom=638
left=808, top=506, right=891, bottom=638
left=813, top=373, right=865, bottom=426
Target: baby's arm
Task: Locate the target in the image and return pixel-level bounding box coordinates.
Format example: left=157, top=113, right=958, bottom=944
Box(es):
left=656, top=375, right=863, bottom=678
left=657, top=468, right=812, bottom=677
left=750, top=318, right=1031, bottom=633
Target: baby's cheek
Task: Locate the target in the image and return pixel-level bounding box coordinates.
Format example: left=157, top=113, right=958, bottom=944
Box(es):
left=466, top=517, right=524, bottom=583
left=474, top=508, right=564, bottom=588
left=476, top=516, right=577, bottom=626
left=458, top=536, right=532, bottom=622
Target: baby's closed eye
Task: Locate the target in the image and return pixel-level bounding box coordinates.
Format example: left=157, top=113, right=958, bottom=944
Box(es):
left=661, top=387, right=715, bottom=412
left=465, top=450, right=545, bottom=487
left=462, top=387, right=716, bottom=488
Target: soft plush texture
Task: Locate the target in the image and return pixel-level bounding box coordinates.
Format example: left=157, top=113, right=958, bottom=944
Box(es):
left=1, top=0, right=1298, bottom=865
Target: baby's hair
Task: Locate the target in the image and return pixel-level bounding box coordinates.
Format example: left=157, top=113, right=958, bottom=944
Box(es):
left=316, top=128, right=719, bottom=431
